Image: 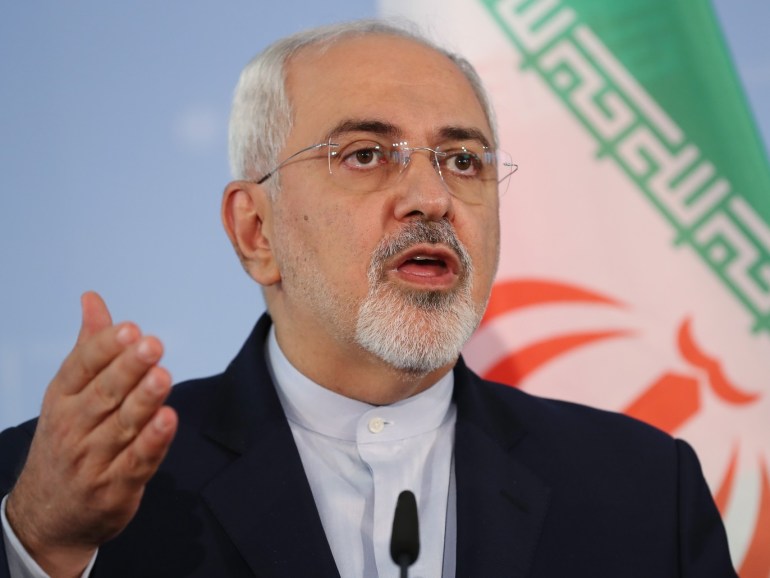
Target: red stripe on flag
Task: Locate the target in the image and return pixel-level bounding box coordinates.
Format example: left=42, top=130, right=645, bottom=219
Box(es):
left=480, top=279, right=624, bottom=328
left=483, top=330, right=629, bottom=387
left=623, top=373, right=700, bottom=434
left=678, top=319, right=760, bottom=405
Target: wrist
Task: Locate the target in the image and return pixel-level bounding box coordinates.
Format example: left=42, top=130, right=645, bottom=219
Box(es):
left=6, top=490, right=96, bottom=578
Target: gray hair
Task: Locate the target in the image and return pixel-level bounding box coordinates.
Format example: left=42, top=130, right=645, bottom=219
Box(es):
left=228, top=19, right=498, bottom=192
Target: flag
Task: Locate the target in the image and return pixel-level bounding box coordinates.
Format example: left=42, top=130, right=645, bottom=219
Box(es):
left=379, top=0, right=770, bottom=574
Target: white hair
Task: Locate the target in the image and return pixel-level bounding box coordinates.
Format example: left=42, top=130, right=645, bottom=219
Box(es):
left=228, top=19, right=498, bottom=192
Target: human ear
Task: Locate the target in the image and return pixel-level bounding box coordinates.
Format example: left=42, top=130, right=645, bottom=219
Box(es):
left=221, top=181, right=281, bottom=286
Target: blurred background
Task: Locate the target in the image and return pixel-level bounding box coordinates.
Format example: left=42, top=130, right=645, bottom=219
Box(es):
left=0, top=0, right=768, bottom=428
left=2, top=1, right=770, bottom=573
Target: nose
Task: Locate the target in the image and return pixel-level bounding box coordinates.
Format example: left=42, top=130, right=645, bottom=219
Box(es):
left=393, top=150, right=454, bottom=222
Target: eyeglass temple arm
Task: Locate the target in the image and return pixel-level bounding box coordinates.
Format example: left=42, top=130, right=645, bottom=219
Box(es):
left=255, top=142, right=333, bottom=185
left=498, top=162, right=518, bottom=184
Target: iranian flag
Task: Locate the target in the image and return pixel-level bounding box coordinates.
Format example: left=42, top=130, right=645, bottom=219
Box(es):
left=379, top=0, right=770, bottom=575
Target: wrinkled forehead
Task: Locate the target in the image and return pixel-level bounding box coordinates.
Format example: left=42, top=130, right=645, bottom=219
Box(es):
left=283, top=34, right=493, bottom=147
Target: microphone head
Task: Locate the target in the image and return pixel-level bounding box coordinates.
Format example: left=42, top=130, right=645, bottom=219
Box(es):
left=390, top=490, right=420, bottom=567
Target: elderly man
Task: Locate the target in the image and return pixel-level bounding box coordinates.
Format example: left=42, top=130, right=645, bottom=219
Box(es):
left=0, top=20, right=735, bottom=578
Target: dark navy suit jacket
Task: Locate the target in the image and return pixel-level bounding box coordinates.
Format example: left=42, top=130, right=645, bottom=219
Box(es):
left=0, top=315, right=737, bottom=576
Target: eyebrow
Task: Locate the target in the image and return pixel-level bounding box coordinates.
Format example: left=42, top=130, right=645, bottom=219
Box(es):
left=325, top=119, right=401, bottom=142
left=324, top=118, right=492, bottom=148
left=438, top=126, right=492, bottom=149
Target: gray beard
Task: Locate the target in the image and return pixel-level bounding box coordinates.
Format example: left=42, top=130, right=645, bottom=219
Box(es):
left=355, top=220, right=482, bottom=375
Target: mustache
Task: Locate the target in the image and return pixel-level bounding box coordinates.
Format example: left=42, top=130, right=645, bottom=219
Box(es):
left=369, top=219, right=473, bottom=277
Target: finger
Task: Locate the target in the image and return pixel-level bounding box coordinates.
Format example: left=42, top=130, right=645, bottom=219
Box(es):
left=77, top=291, right=114, bottom=345
left=80, top=336, right=164, bottom=427
left=113, top=406, right=178, bottom=487
left=54, top=321, right=142, bottom=396
left=94, top=365, right=172, bottom=458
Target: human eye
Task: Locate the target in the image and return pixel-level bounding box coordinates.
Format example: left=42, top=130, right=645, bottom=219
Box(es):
left=338, top=140, right=387, bottom=170
left=439, top=144, right=489, bottom=179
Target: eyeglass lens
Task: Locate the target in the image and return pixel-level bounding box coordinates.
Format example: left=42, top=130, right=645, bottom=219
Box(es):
left=327, top=138, right=514, bottom=201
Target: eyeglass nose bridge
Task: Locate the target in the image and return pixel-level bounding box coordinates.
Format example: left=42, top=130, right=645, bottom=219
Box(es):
left=395, top=145, right=447, bottom=178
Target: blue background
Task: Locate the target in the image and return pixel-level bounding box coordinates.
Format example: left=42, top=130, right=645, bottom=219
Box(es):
left=1, top=0, right=768, bottom=429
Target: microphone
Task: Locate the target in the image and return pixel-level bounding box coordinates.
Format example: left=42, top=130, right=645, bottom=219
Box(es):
left=390, top=490, right=420, bottom=578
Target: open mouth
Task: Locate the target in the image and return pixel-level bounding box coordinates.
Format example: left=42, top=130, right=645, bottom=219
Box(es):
left=392, top=245, right=460, bottom=286
left=398, top=254, right=449, bottom=277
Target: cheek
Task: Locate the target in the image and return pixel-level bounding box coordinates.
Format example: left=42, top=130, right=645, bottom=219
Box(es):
left=319, top=196, right=384, bottom=255
left=302, top=205, right=377, bottom=289
left=271, top=202, right=319, bottom=280
left=467, top=212, right=500, bottom=290
left=278, top=182, right=391, bottom=288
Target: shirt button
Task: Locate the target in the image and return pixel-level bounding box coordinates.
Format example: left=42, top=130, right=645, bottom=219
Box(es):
left=368, top=417, right=385, bottom=434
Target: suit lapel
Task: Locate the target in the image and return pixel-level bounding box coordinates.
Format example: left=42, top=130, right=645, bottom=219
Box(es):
left=199, top=316, right=340, bottom=578
left=201, top=425, right=339, bottom=577
left=191, top=318, right=550, bottom=577
left=453, top=362, right=551, bottom=577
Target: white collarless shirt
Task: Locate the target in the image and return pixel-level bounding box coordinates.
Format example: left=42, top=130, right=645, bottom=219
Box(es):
left=267, top=327, right=457, bottom=578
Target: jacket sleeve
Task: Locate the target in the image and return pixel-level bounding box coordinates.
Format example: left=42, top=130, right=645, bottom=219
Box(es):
left=0, top=422, right=37, bottom=578
left=675, top=439, right=738, bottom=577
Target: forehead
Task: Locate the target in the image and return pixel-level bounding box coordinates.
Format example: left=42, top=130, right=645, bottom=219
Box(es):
left=284, top=34, right=492, bottom=145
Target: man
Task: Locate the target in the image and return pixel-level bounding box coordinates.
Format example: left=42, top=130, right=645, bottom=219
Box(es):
left=0, top=20, right=736, bottom=578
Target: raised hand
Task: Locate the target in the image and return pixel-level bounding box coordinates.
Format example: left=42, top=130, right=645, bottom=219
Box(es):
left=5, top=292, right=178, bottom=578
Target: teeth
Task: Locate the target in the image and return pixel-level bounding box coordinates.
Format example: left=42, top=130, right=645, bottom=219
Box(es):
left=412, top=255, right=435, bottom=261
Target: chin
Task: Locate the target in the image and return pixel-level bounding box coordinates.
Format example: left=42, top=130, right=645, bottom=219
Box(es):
left=355, top=285, right=481, bottom=377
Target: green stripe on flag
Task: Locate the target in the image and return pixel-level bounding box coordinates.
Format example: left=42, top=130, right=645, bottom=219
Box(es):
left=482, top=0, right=770, bottom=334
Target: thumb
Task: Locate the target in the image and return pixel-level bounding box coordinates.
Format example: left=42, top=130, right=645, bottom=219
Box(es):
left=76, top=291, right=114, bottom=345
